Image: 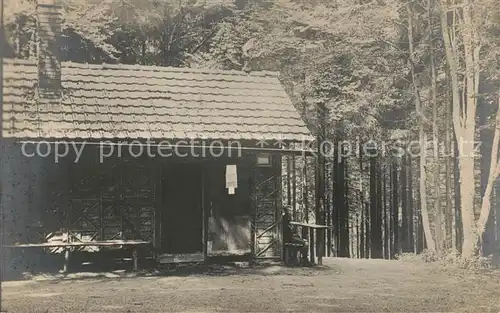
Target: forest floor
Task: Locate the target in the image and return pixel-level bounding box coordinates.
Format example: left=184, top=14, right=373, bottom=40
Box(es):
left=2, top=257, right=500, bottom=313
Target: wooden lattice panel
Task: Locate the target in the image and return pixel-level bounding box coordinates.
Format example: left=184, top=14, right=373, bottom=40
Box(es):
left=67, top=157, right=156, bottom=245
left=253, top=164, right=280, bottom=258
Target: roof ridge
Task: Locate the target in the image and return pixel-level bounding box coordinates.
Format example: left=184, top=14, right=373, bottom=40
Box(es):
left=3, top=58, right=280, bottom=77
left=62, top=61, right=279, bottom=77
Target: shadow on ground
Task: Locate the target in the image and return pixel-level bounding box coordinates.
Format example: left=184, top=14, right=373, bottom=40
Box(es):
left=9, top=261, right=341, bottom=284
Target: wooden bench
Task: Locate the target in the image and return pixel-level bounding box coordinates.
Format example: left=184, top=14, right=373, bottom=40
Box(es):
left=289, top=221, right=332, bottom=265
left=4, top=240, right=151, bottom=273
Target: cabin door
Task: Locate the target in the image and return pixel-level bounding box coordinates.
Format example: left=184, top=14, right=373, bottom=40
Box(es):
left=206, top=161, right=252, bottom=256
left=161, top=163, right=203, bottom=254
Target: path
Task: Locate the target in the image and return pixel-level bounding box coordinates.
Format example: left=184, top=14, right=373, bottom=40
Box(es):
left=2, top=258, right=500, bottom=312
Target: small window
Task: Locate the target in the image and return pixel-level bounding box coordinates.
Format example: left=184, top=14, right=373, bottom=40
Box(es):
left=256, top=154, right=272, bottom=167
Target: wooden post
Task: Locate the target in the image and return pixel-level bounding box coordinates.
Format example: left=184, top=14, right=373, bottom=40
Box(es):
left=326, top=159, right=332, bottom=257
left=287, top=154, right=292, bottom=208
left=201, top=164, right=207, bottom=260
left=277, top=154, right=284, bottom=262
left=251, top=165, right=256, bottom=262
left=292, top=153, right=297, bottom=221
left=154, top=165, right=162, bottom=259
left=309, top=227, right=315, bottom=264
left=132, top=247, right=138, bottom=272
left=315, top=100, right=326, bottom=265
left=316, top=156, right=325, bottom=265
left=302, top=157, right=309, bottom=258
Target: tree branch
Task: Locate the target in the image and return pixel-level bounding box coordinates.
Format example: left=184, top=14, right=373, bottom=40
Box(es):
left=476, top=91, right=500, bottom=236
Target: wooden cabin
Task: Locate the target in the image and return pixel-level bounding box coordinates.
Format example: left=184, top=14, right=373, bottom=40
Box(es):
left=1, top=2, right=313, bottom=271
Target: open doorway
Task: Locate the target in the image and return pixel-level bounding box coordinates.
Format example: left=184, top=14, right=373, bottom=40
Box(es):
left=161, top=162, right=203, bottom=254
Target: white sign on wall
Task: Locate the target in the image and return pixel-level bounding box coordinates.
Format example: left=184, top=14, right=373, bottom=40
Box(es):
left=225, top=164, right=238, bottom=195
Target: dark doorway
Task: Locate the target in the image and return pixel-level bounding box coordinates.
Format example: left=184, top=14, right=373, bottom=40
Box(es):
left=161, top=162, right=203, bottom=254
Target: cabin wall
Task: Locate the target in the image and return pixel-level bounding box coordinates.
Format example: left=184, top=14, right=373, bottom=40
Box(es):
left=3, top=145, right=157, bottom=245
left=2, top=143, right=284, bottom=268
left=1, top=141, right=68, bottom=243
left=2, top=140, right=69, bottom=273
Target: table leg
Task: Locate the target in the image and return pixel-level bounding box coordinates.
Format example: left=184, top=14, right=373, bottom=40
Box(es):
left=132, top=247, right=138, bottom=272
left=63, top=248, right=70, bottom=273
left=318, top=230, right=323, bottom=265
left=309, top=228, right=315, bottom=264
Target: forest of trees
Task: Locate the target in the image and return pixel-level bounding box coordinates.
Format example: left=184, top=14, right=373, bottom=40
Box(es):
left=4, top=0, right=500, bottom=263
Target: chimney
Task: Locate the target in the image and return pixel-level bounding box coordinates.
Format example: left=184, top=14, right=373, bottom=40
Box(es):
left=37, top=0, right=62, bottom=102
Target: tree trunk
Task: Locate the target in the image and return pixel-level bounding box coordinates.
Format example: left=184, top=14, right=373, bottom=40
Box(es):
left=475, top=92, right=500, bottom=249
left=459, top=2, right=480, bottom=260
left=326, top=159, right=332, bottom=257
left=377, top=161, right=383, bottom=256
left=408, top=1, right=436, bottom=252
left=333, top=146, right=339, bottom=255
left=429, top=0, right=444, bottom=253
left=454, top=132, right=463, bottom=252
left=419, top=131, right=435, bottom=253
left=401, top=150, right=409, bottom=251
left=440, top=0, right=498, bottom=259
left=391, top=159, right=400, bottom=257
left=370, top=154, right=382, bottom=258
left=440, top=0, right=465, bottom=255
left=407, top=154, right=415, bottom=252
left=444, top=67, right=453, bottom=250
left=359, top=145, right=366, bottom=258
left=383, top=165, right=389, bottom=259
left=342, top=157, right=350, bottom=257
left=356, top=213, right=360, bottom=258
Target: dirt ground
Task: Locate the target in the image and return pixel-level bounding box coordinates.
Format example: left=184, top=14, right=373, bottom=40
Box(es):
left=2, top=257, right=500, bottom=313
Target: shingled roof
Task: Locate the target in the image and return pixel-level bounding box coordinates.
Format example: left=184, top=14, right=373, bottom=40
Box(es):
left=2, top=59, right=313, bottom=142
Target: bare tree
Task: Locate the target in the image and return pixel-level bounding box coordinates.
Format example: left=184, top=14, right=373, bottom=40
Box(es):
left=440, top=0, right=500, bottom=259
left=408, top=0, right=437, bottom=253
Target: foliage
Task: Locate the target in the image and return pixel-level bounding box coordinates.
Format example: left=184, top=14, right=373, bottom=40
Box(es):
left=4, top=0, right=500, bottom=259
left=397, top=249, right=496, bottom=271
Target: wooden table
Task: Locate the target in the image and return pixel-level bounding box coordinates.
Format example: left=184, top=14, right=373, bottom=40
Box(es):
left=289, top=221, right=331, bottom=265
left=4, top=240, right=151, bottom=272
